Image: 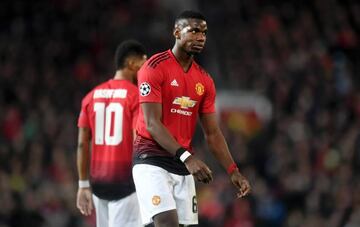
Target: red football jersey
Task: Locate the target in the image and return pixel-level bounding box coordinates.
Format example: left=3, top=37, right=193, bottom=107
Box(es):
left=136, top=50, right=216, bottom=157
left=78, top=79, right=138, bottom=198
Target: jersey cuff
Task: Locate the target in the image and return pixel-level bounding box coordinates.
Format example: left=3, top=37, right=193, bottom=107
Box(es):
left=77, top=124, right=90, bottom=128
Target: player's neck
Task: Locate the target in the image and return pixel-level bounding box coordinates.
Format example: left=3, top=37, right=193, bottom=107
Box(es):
left=113, top=69, right=133, bottom=82
left=171, top=46, right=193, bottom=72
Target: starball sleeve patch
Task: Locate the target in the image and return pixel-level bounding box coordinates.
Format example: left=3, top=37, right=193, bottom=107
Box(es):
left=139, top=82, right=151, bottom=96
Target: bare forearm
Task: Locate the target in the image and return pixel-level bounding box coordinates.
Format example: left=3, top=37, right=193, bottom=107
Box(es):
left=77, top=127, right=91, bottom=180
left=142, top=103, right=182, bottom=155
left=147, top=119, right=181, bottom=155
left=77, top=143, right=90, bottom=180
left=206, top=130, right=235, bottom=170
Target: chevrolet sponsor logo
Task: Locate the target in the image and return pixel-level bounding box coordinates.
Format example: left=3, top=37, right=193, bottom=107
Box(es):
left=172, top=96, right=196, bottom=109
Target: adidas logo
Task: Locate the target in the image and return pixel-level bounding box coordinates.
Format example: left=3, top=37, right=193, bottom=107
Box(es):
left=171, top=79, right=179, bottom=87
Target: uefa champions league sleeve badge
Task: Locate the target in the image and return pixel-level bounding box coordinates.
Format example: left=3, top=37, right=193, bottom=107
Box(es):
left=139, top=82, right=151, bottom=96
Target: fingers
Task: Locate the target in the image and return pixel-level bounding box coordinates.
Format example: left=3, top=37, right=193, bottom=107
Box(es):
left=197, top=166, right=213, bottom=184
left=237, top=187, right=250, bottom=198
left=205, top=167, right=213, bottom=183
left=85, top=197, right=94, bottom=215
left=77, top=193, right=93, bottom=216
left=193, top=165, right=212, bottom=183
left=78, top=201, right=92, bottom=216
left=236, top=180, right=251, bottom=198
left=185, top=158, right=213, bottom=184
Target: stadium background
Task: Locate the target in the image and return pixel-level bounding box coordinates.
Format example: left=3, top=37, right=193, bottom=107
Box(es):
left=0, top=0, right=359, bottom=226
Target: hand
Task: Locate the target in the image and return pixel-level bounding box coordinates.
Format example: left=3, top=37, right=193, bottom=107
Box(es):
left=230, top=169, right=251, bottom=198
left=76, top=188, right=94, bottom=216
left=184, top=156, right=213, bottom=184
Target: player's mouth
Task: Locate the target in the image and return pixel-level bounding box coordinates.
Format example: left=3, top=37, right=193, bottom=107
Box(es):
left=191, top=44, right=204, bottom=51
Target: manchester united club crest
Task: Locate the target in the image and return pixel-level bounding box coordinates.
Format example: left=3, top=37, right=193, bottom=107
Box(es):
left=195, top=83, right=204, bottom=96
left=152, top=195, right=161, bottom=205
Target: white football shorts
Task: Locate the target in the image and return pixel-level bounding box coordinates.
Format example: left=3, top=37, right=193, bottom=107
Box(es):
left=92, top=192, right=142, bottom=227
left=132, top=164, right=198, bottom=225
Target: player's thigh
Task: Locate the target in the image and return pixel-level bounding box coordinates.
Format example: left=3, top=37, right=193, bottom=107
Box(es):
left=133, top=164, right=177, bottom=224
left=92, top=194, right=109, bottom=227
left=153, top=209, right=179, bottom=227
left=172, top=174, right=198, bottom=225
left=108, top=192, right=142, bottom=227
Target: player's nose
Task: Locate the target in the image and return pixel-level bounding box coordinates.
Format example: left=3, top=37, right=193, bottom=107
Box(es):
left=196, top=33, right=206, bottom=42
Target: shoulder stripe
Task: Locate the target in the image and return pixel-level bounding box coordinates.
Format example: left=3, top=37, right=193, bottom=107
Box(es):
left=148, top=52, right=169, bottom=66
left=148, top=55, right=170, bottom=68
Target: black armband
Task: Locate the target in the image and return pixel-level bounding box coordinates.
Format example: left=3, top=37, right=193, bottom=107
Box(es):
left=175, top=147, right=192, bottom=162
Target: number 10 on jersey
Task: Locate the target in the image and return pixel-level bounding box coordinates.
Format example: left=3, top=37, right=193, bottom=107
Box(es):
left=94, top=102, right=123, bottom=146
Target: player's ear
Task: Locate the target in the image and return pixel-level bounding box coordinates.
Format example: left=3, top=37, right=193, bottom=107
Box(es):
left=125, top=57, right=134, bottom=69
left=173, top=27, right=180, bottom=39
left=127, top=56, right=143, bottom=71
left=126, top=58, right=135, bottom=69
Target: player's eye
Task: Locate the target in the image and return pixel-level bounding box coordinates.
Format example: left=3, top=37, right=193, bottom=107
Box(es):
left=190, top=28, right=200, bottom=34
left=190, top=29, right=207, bottom=36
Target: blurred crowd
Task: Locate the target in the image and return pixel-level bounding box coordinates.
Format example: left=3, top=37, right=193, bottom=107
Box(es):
left=0, top=0, right=359, bottom=227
